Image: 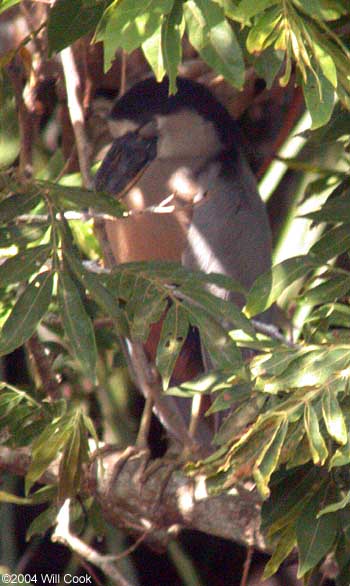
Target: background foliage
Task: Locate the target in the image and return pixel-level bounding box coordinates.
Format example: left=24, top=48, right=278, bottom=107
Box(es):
left=1, top=0, right=350, bottom=584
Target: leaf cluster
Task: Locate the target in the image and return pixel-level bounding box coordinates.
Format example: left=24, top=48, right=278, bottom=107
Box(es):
left=40, top=0, right=350, bottom=128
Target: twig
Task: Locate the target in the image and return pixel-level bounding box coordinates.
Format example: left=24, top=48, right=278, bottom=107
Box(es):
left=251, top=319, right=299, bottom=348
left=6, top=55, right=36, bottom=178
left=240, top=545, right=254, bottom=586
left=118, top=50, right=127, bottom=97
left=60, top=46, right=94, bottom=189
left=26, top=333, right=61, bottom=400
left=52, top=499, right=136, bottom=586
left=122, top=339, right=198, bottom=452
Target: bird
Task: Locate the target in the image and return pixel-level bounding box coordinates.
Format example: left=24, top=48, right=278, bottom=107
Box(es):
left=95, top=76, right=271, bottom=304
left=95, top=76, right=273, bottom=447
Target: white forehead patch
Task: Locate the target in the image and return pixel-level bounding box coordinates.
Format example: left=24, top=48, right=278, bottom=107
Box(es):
left=156, top=109, right=222, bottom=159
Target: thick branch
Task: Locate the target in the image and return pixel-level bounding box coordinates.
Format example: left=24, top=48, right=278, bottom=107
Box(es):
left=0, top=445, right=265, bottom=551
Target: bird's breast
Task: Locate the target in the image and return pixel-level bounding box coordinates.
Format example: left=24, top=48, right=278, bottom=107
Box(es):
left=104, top=157, right=210, bottom=264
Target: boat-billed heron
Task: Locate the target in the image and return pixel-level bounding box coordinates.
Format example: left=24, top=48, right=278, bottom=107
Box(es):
left=95, top=76, right=272, bottom=444
left=96, top=76, right=271, bottom=300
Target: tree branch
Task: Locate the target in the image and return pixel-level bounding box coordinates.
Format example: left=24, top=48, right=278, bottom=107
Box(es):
left=0, top=445, right=266, bottom=552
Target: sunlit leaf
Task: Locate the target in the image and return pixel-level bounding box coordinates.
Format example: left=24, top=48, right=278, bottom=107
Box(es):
left=161, top=0, right=184, bottom=93
left=302, top=67, right=335, bottom=129
left=0, top=272, right=53, bottom=356
left=58, top=409, right=90, bottom=500
left=305, top=194, right=350, bottom=224
left=184, top=0, right=244, bottom=88
left=246, top=6, right=282, bottom=53
left=0, top=0, right=21, bottom=15
left=310, top=225, right=350, bottom=260
left=304, top=402, right=328, bottom=465
left=318, top=490, right=350, bottom=518
left=329, top=441, right=350, bottom=469
left=322, top=388, right=347, bottom=445
left=97, top=0, right=174, bottom=70
left=232, top=0, right=279, bottom=22
left=245, top=255, right=321, bottom=317
left=254, top=417, right=288, bottom=498
left=0, top=245, right=51, bottom=286
left=27, top=413, right=75, bottom=489
left=142, top=26, right=165, bottom=82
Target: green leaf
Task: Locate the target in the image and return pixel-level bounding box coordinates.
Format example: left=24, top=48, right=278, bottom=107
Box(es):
left=48, top=0, right=105, bottom=55
left=97, top=0, right=174, bottom=70
left=263, top=525, right=296, bottom=579
left=184, top=0, right=245, bottom=88
left=180, top=282, right=255, bottom=338
left=213, top=395, right=262, bottom=445
left=142, top=26, right=165, bottom=82
left=304, top=402, right=328, bottom=465
left=261, top=347, right=350, bottom=392
left=261, top=466, right=320, bottom=535
left=0, top=191, right=41, bottom=225
left=250, top=347, right=311, bottom=378
left=47, top=181, right=124, bottom=217
left=156, top=303, right=189, bottom=390
left=27, top=413, right=75, bottom=489
left=246, top=6, right=281, bottom=53
left=294, top=0, right=347, bottom=21
left=253, top=45, right=284, bottom=88
left=318, top=490, right=350, bottom=518
left=0, top=245, right=51, bottom=286
left=206, top=382, right=252, bottom=414
left=296, top=486, right=338, bottom=577
left=303, top=275, right=350, bottom=306
left=233, top=0, right=279, bottom=21
left=0, top=272, right=53, bottom=356
left=183, top=301, right=242, bottom=370
left=245, top=255, right=321, bottom=317
left=58, top=410, right=90, bottom=500
left=322, top=388, right=347, bottom=445
left=329, top=441, right=350, bottom=468
left=312, top=40, right=337, bottom=88
left=0, top=224, right=49, bottom=248
left=131, top=286, right=168, bottom=341
left=65, top=250, right=129, bottom=336
left=305, top=195, right=350, bottom=224
left=0, top=485, right=55, bottom=506
left=161, top=0, right=184, bottom=93
left=254, top=417, right=288, bottom=498
left=302, top=68, right=335, bottom=130
left=58, top=270, right=97, bottom=381
left=0, top=0, right=21, bottom=16
left=26, top=505, right=59, bottom=540
left=310, top=225, right=350, bottom=260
